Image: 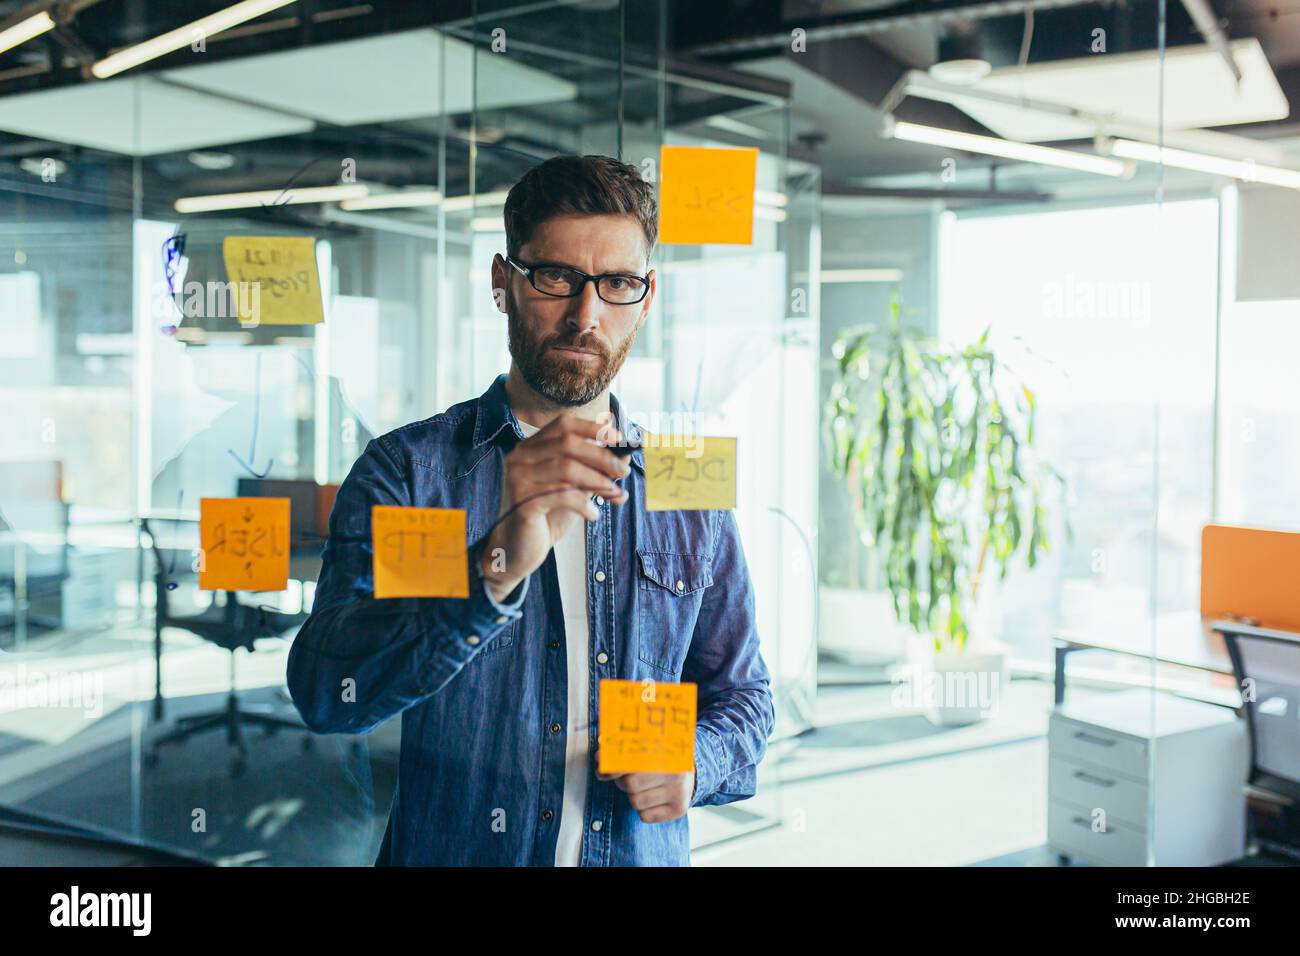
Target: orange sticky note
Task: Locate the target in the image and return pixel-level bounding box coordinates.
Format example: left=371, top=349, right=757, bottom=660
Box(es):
left=198, top=497, right=290, bottom=592
left=371, top=506, right=469, bottom=599
left=658, top=145, right=758, bottom=245
left=598, top=679, right=697, bottom=775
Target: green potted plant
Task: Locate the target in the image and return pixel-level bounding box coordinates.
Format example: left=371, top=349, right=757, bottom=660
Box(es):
left=825, top=296, right=1067, bottom=725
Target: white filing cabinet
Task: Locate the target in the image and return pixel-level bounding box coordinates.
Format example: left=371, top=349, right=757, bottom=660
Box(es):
left=1048, top=688, right=1248, bottom=866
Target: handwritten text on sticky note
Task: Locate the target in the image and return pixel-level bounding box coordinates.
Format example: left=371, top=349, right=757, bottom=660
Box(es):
left=658, top=145, right=758, bottom=246
left=199, top=497, right=290, bottom=592
left=598, top=679, right=697, bottom=775
left=222, top=236, right=323, bottom=326
left=644, top=436, right=737, bottom=511
left=371, top=506, right=469, bottom=599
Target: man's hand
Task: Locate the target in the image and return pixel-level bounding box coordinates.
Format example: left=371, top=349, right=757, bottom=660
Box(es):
left=594, top=748, right=695, bottom=824
left=481, top=415, right=630, bottom=602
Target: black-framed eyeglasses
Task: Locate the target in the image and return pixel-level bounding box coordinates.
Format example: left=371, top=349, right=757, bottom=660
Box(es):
left=506, top=256, right=649, bottom=305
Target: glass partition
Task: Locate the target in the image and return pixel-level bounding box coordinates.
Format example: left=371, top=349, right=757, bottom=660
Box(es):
left=1, top=0, right=808, bottom=866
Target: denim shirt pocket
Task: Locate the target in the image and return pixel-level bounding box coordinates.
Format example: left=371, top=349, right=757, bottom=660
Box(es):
left=634, top=548, right=712, bottom=676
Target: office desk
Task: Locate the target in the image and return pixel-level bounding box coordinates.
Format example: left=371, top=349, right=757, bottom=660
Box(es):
left=1054, top=611, right=1235, bottom=705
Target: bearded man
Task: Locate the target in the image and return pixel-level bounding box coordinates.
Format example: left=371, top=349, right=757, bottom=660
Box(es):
left=287, top=154, right=774, bottom=866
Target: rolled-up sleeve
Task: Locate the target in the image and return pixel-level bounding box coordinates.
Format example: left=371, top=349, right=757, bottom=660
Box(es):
left=286, top=436, right=527, bottom=735
left=683, top=509, right=776, bottom=807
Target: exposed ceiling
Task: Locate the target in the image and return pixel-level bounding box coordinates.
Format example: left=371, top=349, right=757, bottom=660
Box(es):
left=0, top=0, right=1297, bottom=220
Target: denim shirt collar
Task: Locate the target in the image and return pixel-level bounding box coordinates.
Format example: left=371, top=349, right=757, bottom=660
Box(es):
left=471, top=372, right=645, bottom=474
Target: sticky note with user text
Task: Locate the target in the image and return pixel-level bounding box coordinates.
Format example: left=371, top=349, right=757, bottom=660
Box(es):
left=198, top=497, right=290, bottom=592
left=658, top=145, right=758, bottom=246
left=371, top=506, right=469, bottom=599
left=598, top=679, right=697, bottom=775
left=221, top=236, right=324, bottom=326
left=644, top=436, right=737, bottom=511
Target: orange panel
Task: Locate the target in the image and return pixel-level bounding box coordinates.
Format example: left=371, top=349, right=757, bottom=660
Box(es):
left=1201, top=524, right=1300, bottom=631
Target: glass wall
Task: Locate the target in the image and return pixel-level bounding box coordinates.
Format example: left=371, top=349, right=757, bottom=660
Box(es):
left=0, top=0, right=812, bottom=864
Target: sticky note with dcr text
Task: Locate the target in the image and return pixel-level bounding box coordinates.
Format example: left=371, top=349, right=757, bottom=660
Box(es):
left=644, top=436, right=737, bottom=511
left=199, top=497, right=290, bottom=592
left=598, top=679, right=697, bottom=775
left=658, top=145, right=758, bottom=245
left=371, top=506, right=469, bottom=599
left=221, top=236, right=323, bottom=326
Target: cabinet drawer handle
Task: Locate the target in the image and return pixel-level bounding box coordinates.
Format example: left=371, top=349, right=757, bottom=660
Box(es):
left=1072, top=769, right=1115, bottom=788
left=1073, top=731, right=1116, bottom=747
left=1072, top=816, right=1111, bottom=833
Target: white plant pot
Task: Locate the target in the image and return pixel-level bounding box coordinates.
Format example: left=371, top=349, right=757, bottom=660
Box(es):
left=907, top=637, right=1009, bottom=726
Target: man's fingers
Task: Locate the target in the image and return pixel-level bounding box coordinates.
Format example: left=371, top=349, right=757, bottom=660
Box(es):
left=517, top=430, right=629, bottom=481
left=517, top=458, right=625, bottom=501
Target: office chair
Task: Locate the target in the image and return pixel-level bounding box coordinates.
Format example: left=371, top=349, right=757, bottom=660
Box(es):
left=141, top=519, right=312, bottom=776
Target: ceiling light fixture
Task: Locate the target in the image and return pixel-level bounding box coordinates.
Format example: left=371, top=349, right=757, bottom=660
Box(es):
left=92, top=0, right=298, bottom=79
left=0, top=10, right=55, bottom=56
left=1108, top=138, right=1300, bottom=190
left=339, top=188, right=444, bottom=211
left=883, top=117, right=1131, bottom=178
left=174, top=183, right=368, bottom=213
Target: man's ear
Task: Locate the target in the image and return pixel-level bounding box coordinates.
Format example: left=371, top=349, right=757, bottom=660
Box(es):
left=491, top=254, right=509, bottom=313
left=633, top=268, right=655, bottom=330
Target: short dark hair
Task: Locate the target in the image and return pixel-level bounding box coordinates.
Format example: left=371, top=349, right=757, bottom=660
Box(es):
left=503, top=155, right=658, bottom=267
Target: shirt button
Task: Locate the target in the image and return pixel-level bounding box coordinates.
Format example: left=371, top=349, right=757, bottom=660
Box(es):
left=541, top=809, right=554, bottom=822
left=675, top=580, right=685, bottom=592
left=591, top=820, right=603, bottom=832
left=596, top=651, right=609, bottom=665
left=495, top=615, right=508, bottom=625
left=594, top=569, right=607, bottom=583
left=550, top=722, right=562, bottom=734
left=549, top=640, right=560, bottom=650
left=466, top=635, right=480, bottom=645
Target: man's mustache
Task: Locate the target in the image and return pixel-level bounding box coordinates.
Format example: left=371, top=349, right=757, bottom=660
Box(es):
left=544, top=334, right=608, bottom=357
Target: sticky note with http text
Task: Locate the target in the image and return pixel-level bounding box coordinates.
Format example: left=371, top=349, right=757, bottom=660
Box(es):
left=658, top=145, right=758, bottom=246
left=644, top=435, right=737, bottom=511
left=371, top=505, right=469, bottom=599
left=598, top=679, right=697, bottom=775
left=198, top=497, right=290, bottom=592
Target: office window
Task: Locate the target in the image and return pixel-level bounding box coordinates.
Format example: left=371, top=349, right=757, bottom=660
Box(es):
left=937, top=199, right=1219, bottom=663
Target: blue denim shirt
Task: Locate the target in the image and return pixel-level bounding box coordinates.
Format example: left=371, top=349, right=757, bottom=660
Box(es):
left=286, top=374, right=775, bottom=865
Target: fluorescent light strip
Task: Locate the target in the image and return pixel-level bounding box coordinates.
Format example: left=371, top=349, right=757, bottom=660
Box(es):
left=175, top=184, right=369, bottom=213
left=1110, top=139, right=1300, bottom=190
left=0, top=10, right=55, bottom=56
left=470, top=216, right=504, bottom=232
left=92, top=0, right=297, bottom=79
left=822, top=268, right=904, bottom=283
left=441, top=190, right=510, bottom=212
left=886, top=119, right=1129, bottom=178
left=339, top=188, right=443, bottom=211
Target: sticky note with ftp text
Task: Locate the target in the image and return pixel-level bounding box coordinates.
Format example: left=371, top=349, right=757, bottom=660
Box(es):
left=658, top=145, right=758, bottom=246
left=371, top=506, right=469, bottom=599
left=598, top=679, right=697, bottom=775
left=221, top=236, right=324, bottom=326
left=198, top=497, right=290, bottom=592
left=644, top=436, right=737, bottom=511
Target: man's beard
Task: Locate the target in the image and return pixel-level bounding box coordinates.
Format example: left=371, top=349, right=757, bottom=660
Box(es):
left=507, top=310, right=638, bottom=407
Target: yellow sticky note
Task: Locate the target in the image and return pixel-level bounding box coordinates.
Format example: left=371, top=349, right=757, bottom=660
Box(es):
left=198, top=497, right=290, bottom=592
left=371, top=506, right=469, bottom=599
left=644, top=436, right=737, bottom=511
left=598, top=679, right=697, bottom=775
left=221, top=236, right=324, bottom=326
left=658, top=145, right=758, bottom=245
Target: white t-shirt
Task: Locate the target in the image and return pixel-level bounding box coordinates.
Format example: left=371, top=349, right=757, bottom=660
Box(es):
left=517, top=420, right=591, bottom=867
